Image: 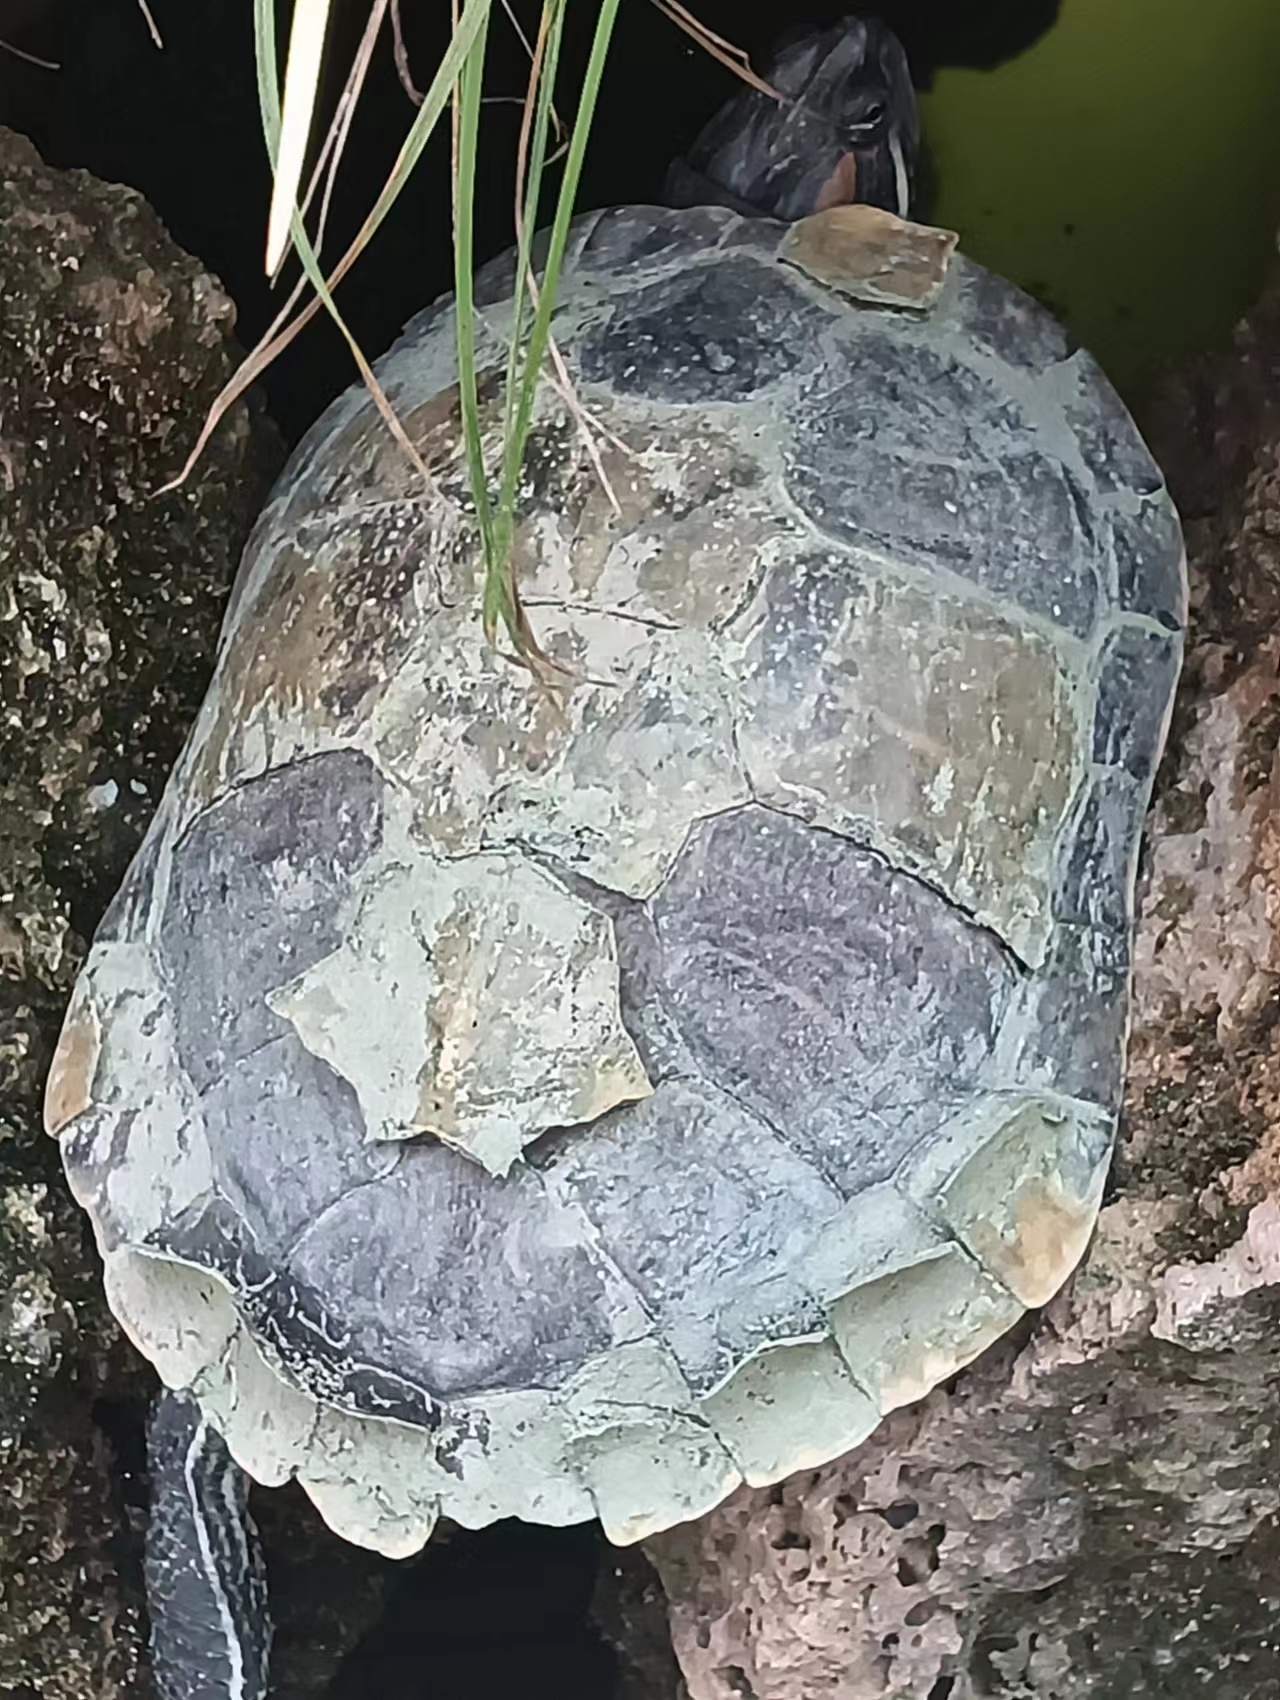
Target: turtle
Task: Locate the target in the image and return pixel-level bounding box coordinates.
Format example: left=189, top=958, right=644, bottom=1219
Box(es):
left=43, top=13, right=1186, bottom=1700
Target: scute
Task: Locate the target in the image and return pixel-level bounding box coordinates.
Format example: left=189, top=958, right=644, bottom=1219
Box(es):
left=1111, top=497, right=1188, bottom=628
left=158, top=750, right=385, bottom=1091
left=576, top=254, right=832, bottom=403
left=786, top=337, right=1101, bottom=636
left=732, top=548, right=1077, bottom=962
left=949, top=260, right=1073, bottom=373
left=48, top=203, right=1186, bottom=1556
left=1092, top=622, right=1182, bottom=782
left=649, top=806, right=1015, bottom=1195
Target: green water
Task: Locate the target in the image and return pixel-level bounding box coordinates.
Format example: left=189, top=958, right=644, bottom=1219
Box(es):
left=919, top=0, right=1280, bottom=401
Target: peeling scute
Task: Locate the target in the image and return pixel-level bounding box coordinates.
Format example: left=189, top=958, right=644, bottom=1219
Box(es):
left=268, top=849, right=652, bottom=1177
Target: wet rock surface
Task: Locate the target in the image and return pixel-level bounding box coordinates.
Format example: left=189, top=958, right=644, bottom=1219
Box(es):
left=644, top=259, right=1280, bottom=1700
left=0, top=128, right=282, bottom=1697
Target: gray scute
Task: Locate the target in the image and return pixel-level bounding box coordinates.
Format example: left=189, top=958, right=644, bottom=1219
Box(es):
left=578, top=202, right=743, bottom=270
left=284, top=1141, right=622, bottom=1400
left=1004, top=923, right=1130, bottom=1109
left=785, top=337, right=1100, bottom=635
left=545, top=1075, right=842, bottom=1395
left=1092, top=623, right=1183, bottom=782
left=200, top=1038, right=397, bottom=1256
left=949, top=259, right=1073, bottom=373
left=159, top=750, right=384, bottom=1091
left=650, top=806, right=1017, bottom=1193
left=144, top=1389, right=270, bottom=1700
left=1058, top=350, right=1166, bottom=496
left=576, top=257, right=830, bottom=402
left=1052, top=771, right=1146, bottom=938
left=1111, top=499, right=1186, bottom=628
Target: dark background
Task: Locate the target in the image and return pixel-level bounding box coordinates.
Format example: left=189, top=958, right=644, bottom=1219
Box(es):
left=0, top=0, right=1060, bottom=439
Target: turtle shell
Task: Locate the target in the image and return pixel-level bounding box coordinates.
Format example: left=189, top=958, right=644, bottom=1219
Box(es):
left=46, top=203, right=1185, bottom=1555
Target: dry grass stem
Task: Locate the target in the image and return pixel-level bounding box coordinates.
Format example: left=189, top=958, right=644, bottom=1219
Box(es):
left=390, top=0, right=424, bottom=103
left=267, top=0, right=332, bottom=273
left=134, top=0, right=162, bottom=48
left=650, top=0, right=780, bottom=99
left=0, top=36, right=59, bottom=69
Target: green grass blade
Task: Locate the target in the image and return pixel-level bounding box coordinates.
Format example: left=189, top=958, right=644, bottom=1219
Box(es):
left=453, top=4, right=497, bottom=575
left=254, top=0, right=622, bottom=662
left=340, top=0, right=494, bottom=285
left=253, top=0, right=491, bottom=310
left=502, top=1, right=568, bottom=448
left=254, top=0, right=282, bottom=164
left=484, top=0, right=622, bottom=646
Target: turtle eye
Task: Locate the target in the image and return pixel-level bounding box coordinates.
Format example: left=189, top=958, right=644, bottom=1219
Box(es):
left=845, top=100, right=887, bottom=139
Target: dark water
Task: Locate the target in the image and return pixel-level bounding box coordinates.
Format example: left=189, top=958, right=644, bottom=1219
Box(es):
left=327, top=1523, right=615, bottom=1700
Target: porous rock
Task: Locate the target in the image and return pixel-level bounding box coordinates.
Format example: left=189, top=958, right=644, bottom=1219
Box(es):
left=0, top=128, right=283, bottom=1698
left=644, top=256, right=1280, bottom=1700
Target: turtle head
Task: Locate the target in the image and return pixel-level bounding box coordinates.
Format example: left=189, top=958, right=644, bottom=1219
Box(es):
left=664, top=14, right=920, bottom=224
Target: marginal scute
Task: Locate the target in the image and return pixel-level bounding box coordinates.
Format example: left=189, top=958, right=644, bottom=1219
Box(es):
left=60, top=943, right=212, bottom=1249
left=1092, top=621, right=1183, bottom=781
left=698, top=1340, right=880, bottom=1486
left=948, top=1108, right=1113, bottom=1310
left=797, top=1183, right=950, bottom=1303
left=49, top=202, right=1186, bottom=1552
left=103, top=1249, right=240, bottom=1394
left=42, top=982, right=100, bottom=1137
left=1052, top=769, right=1147, bottom=938
left=827, top=1248, right=1022, bottom=1414
left=298, top=1409, right=444, bottom=1562
left=993, top=922, right=1130, bottom=1108
left=1053, top=349, right=1166, bottom=496
left=1111, top=498, right=1189, bottom=628
left=897, top=1095, right=1114, bottom=1309
left=574, top=1416, right=744, bottom=1548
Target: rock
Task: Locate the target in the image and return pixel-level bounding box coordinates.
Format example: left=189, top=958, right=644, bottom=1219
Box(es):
left=0, top=127, right=278, bottom=1697
left=643, top=262, right=1280, bottom=1697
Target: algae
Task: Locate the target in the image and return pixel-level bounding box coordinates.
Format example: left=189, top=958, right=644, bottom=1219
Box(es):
left=921, top=0, right=1280, bottom=401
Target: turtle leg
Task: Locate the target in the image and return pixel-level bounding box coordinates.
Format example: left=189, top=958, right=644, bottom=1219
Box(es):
left=144, top=1389, right=272, bottom=1700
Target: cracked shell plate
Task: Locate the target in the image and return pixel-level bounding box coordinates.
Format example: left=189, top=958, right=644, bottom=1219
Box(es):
left=46, top=203, right=1186, bottom=1556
